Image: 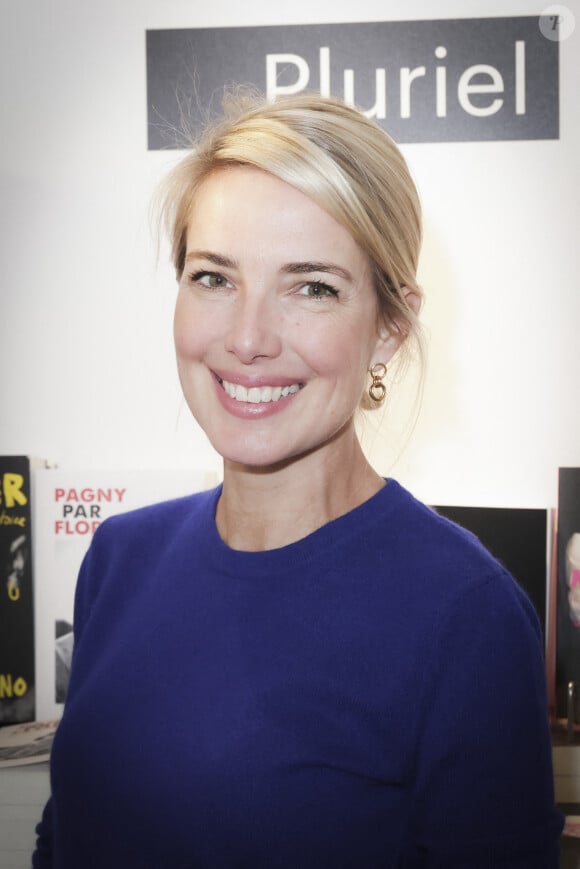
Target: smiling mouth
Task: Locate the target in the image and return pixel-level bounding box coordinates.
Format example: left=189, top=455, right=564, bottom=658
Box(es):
left=217, top=377, right=304, bottom=404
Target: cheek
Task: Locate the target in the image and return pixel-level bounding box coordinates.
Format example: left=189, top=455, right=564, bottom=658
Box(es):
left=301, top=318, right=375, bottom=380
left=173, top=295, right=205, bottom=362
left=173, top=321, right=194, bottom=362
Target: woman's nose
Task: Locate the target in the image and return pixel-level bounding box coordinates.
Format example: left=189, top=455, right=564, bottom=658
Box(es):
left=224, top=294, right=282, bottom=364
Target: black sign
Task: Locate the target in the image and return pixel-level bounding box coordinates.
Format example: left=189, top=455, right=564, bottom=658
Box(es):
left=146, top=17, right=559, bottom=149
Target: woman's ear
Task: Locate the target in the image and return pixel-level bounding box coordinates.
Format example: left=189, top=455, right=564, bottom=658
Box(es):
left=400, top=285, right=422, bottom=316
left=372, top=285, right=421, bottom=363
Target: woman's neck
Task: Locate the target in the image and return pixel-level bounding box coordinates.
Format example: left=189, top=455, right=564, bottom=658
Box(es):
left=215, top=428, right=385, bottom=552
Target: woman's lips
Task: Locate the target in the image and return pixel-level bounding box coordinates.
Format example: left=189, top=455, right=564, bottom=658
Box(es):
left=219, top=377, right=301, bottom=404
left=212, top=372, right=304, bottom=418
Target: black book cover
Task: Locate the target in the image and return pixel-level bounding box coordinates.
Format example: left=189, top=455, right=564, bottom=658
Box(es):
left=556, top=468, right=580, bottom=719
left=0, top=456, right=35, bottom=724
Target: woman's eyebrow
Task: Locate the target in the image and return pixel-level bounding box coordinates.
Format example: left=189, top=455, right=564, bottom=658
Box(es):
left=282, top=261, right=353, bottom=281
left=184, top=250, right=238, bottom=269
left=184, top=252, right=353, bottom=282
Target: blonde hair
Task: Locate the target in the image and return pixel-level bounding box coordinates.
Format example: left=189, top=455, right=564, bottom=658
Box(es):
left=161, top=91, right=424, bottom=407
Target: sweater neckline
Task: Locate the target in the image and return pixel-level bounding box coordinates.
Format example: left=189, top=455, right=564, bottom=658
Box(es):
left=197, top=478, right=402, bottom=577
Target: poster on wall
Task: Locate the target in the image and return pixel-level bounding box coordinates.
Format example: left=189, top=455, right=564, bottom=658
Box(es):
left=556, top=467, right=580, bottom=720
left=32, top=467, right=215, bottom=721
left=146, top=16, right=559, bottom=148
left=0, top=456, right=35, bottom=725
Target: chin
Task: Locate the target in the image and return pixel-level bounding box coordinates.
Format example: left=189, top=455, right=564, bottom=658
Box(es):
left=210, top=433, right=307, bottom=472
left=219, top=446, right=296, bottom=472
left=207, top=415, right=353, bottom=473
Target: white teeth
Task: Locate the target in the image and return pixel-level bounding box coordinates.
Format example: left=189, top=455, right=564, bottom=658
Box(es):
left=220, top=378, right=300, bottom=404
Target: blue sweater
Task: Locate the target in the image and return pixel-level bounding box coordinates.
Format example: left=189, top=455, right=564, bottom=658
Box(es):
left=33, top=480, right=562, bottom=867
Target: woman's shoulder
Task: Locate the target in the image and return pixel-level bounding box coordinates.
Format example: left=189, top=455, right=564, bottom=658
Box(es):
left=376, top=479, right=501, bottom=565
left=88, top=485, right=220, bottom=555
left=373, top=480, right=538, bottom=621
left=71, top=486, right=222, bottom=626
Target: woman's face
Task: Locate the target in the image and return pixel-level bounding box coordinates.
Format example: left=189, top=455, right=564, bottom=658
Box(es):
left=174, top=166, right=392, bottom=468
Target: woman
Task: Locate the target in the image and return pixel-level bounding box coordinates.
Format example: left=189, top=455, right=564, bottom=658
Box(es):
left=34, top=93, right=562, bottom=867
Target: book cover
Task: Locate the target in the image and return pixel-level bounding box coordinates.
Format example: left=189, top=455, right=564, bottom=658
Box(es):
left=32, top=467, right=215, bottom=721
left=556, top=468, right=580, bottom=719
left=0, top=456, right=35, bottom=724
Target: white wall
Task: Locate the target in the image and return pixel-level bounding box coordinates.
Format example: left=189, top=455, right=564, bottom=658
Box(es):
left=1, top=0, right=578, bottom=508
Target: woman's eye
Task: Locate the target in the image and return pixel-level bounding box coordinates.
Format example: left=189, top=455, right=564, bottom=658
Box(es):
left=191, top=271, right=232, bottom=289
left=298, top=281, right=339, bottom=300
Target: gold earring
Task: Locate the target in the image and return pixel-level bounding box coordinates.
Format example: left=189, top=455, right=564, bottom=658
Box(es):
left=369, top=363, right=387, bottom=403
